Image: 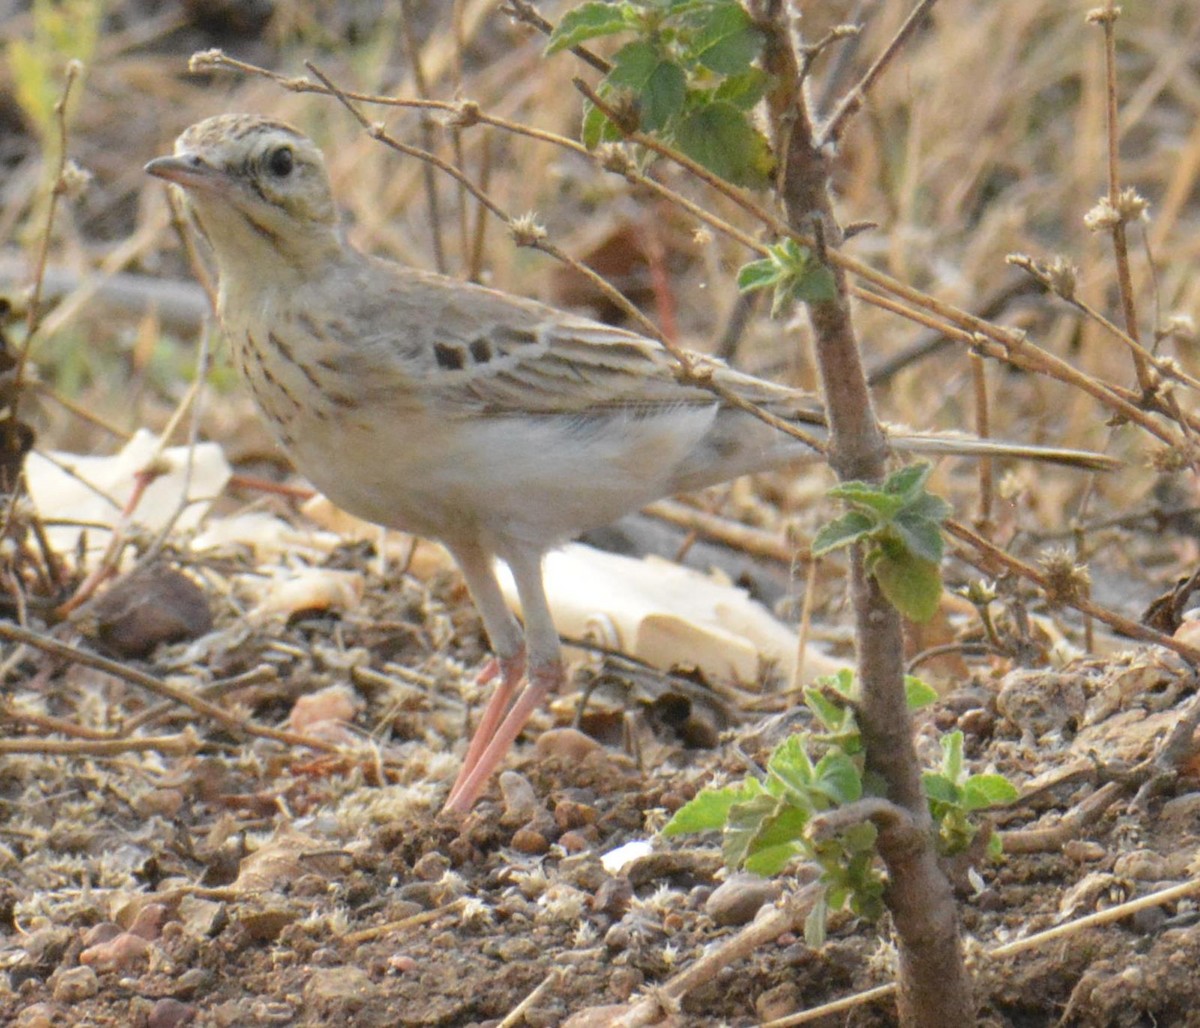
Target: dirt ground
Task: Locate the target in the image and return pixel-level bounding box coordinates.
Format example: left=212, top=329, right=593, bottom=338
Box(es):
left=3, top=1, right=1200, bottom=1026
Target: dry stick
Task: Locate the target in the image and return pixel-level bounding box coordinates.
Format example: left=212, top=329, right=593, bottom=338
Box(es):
left=971, top=352, right=993, bottom=531
left=644, top=498, right=803, bottom=563
left=603, top=885, right=821, bottom=1028
left=1007, top=255, right=1200, bottom=395
left=1001, top=778, right=1126, bottom=855
left=1089, top=3, right=1151, bottom=394
left=763, top=879, right=1200, bottom=1026
left=449, top=0, right=472, bottom=269
left=14, top=61, right=80, bottom=411
left=399, top=0, right=448, bottom=275
left=466, top=128, right=493, bottom=284
left=945, top=517, right=1200, bottom=664
left=497, top=969, right=562, bottom=1028
left=1, top=698, right=112, bottom=739
left=0, top=621, right=341, bottom=753
left=0, top=731, right=201, bottom=757
left=341, top=898, right=466, bottom=945
left=855, top=284, right=1173, bottom=451
left=819, top=0, right=938, bottom=144
left=503, top=0, right=612, bottom=75
left=122, top=663, right=281, bottom=733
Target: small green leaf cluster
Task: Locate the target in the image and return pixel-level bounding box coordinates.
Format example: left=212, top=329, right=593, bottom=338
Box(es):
left=547, top=0, right=774, bottom=188
left=737, top=237, right=839, bottom=316
left=664, top=670, right=1014, bottom=944
left=811, top=462, right=953, bottom=623
left=923, top=730, right=1017, bottom=859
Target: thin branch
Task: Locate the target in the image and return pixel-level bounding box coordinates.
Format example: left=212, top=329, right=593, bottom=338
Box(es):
left=0, top=620, right=341, bottom=753
left=820, top=0, right=939, bottom=145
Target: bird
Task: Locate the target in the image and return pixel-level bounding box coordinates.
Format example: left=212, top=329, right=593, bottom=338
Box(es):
left=145, top=114, right=1115, bottom=814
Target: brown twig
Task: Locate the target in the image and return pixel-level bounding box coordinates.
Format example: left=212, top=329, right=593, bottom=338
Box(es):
left=1088, top=3, right=1150, bottom=393
left=14, top=61, right=81, bottom=411
left=819, top=0, right=939, bottom=145
left=945, top=518, right=1200, bottom=665
left=0, top=620, right=341, bottom=753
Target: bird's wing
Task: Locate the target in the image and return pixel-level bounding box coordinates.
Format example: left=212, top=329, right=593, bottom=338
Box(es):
left=363, top=266, right=826, bottom=423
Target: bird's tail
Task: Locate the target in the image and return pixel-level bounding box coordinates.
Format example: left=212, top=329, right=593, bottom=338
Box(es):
left=890, top=429, right=1120, bottom=471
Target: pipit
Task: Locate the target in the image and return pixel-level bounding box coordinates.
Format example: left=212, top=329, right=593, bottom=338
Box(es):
left=146, top=114, right=1115, bottom=814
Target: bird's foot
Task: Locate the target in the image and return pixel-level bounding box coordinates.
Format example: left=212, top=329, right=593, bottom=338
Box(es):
left=442, top=659, right=563, bottom=815
left=444, top=650, right=527, bottom=810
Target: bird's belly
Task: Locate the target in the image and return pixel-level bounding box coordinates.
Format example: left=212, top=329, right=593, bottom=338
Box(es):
left=254, top=400, right=722, bottom=552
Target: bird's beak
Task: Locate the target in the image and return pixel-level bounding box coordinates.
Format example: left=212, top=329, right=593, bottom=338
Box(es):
left=144, top=154, right=221, bottom=190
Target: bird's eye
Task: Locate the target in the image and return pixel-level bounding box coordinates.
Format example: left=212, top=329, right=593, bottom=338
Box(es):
left=266, top=146, right=294, bottom=178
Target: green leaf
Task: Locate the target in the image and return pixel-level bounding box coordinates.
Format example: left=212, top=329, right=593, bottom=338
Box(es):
left=922, top=771, right=960, bottom=806
left=941, top=730, right=965, bottom=783
left=827, top=481, right=906, bottom=519
left=607, top=39, right=661, bottom=89
left=904, top=675, right=939, bottom=710
left=811, top=510, right=875, bottom=556
left=663, top=778, right=763, bottom=835
left=803, top=890, right=828, bottom=948
left=736, top=256, right=782, bottom=293
left=892, top=510, right=946, bottom=564
left=766, top=735, right=816, bottom=799
left=745, top=805, right=810, bottom=874
left=745, top=842, right=799, bottom=876
left=581, top=99, right=623, bottom=149
left=723, top=792, right=781, bottom=867
left=641, top=59, right=687, bottom=130
left=672, top=101, right=773, bottom=188
left=962, top=774, right=1019, bottom=811
left=884, top=461, right=930, bottom=496
left=690, top=3, right=765, bottom=74
left=870, top=548, right=943, bottom=623
left=803, top=685, right=851, bottom=733
left=546, top=1, right=633, bottom=53
left=791, top=262, right=838, bottom=303
left=713, top=67, right=769, bottom=109
left=811, top=750, right=863, bottom=805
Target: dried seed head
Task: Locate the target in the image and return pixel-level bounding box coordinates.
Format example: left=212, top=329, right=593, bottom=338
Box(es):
left=1039, top=547, right=1091, bottom=607
left=509, top=213, right=547, bottom=249
left=1044, top=256, right=1078, bottom=300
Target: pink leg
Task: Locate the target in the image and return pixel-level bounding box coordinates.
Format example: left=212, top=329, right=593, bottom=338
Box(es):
left=441, top=660, right=564, bottom=815
left=444, top=650, right=525, bottom=808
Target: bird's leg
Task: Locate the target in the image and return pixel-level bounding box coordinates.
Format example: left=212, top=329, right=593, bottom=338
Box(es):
left=443, top=545, right=563, bottom=814
left=442, top=658, right=564, bottom=814
left=445, top=649, right=525, bottom=806
left=442, top=542, right=527, bottom=809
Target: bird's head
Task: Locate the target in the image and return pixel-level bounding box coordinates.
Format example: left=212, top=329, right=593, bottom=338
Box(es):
left=146, top=114, right=340, bottom=278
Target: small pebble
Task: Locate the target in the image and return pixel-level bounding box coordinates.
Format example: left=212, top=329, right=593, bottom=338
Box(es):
left=705, top=873, right=781, bottom=927
left=558, top=830, right=591, bottom=854
left=591, top=877, right=633, bottom=919
left=412, top=851, right=451, bottom=881
left=535, top=727, right=601, bottom=762
left=511, top=828, right=549, bottom=855
left=51, top=966, right=98, bottom=1004
left=554, top=799, right=597, bottom=832
left=80, top=931, right=150, bottom=971
left=499, top=771, right=539, bottom=820
left=148, top=998, right=197, bottom=1028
